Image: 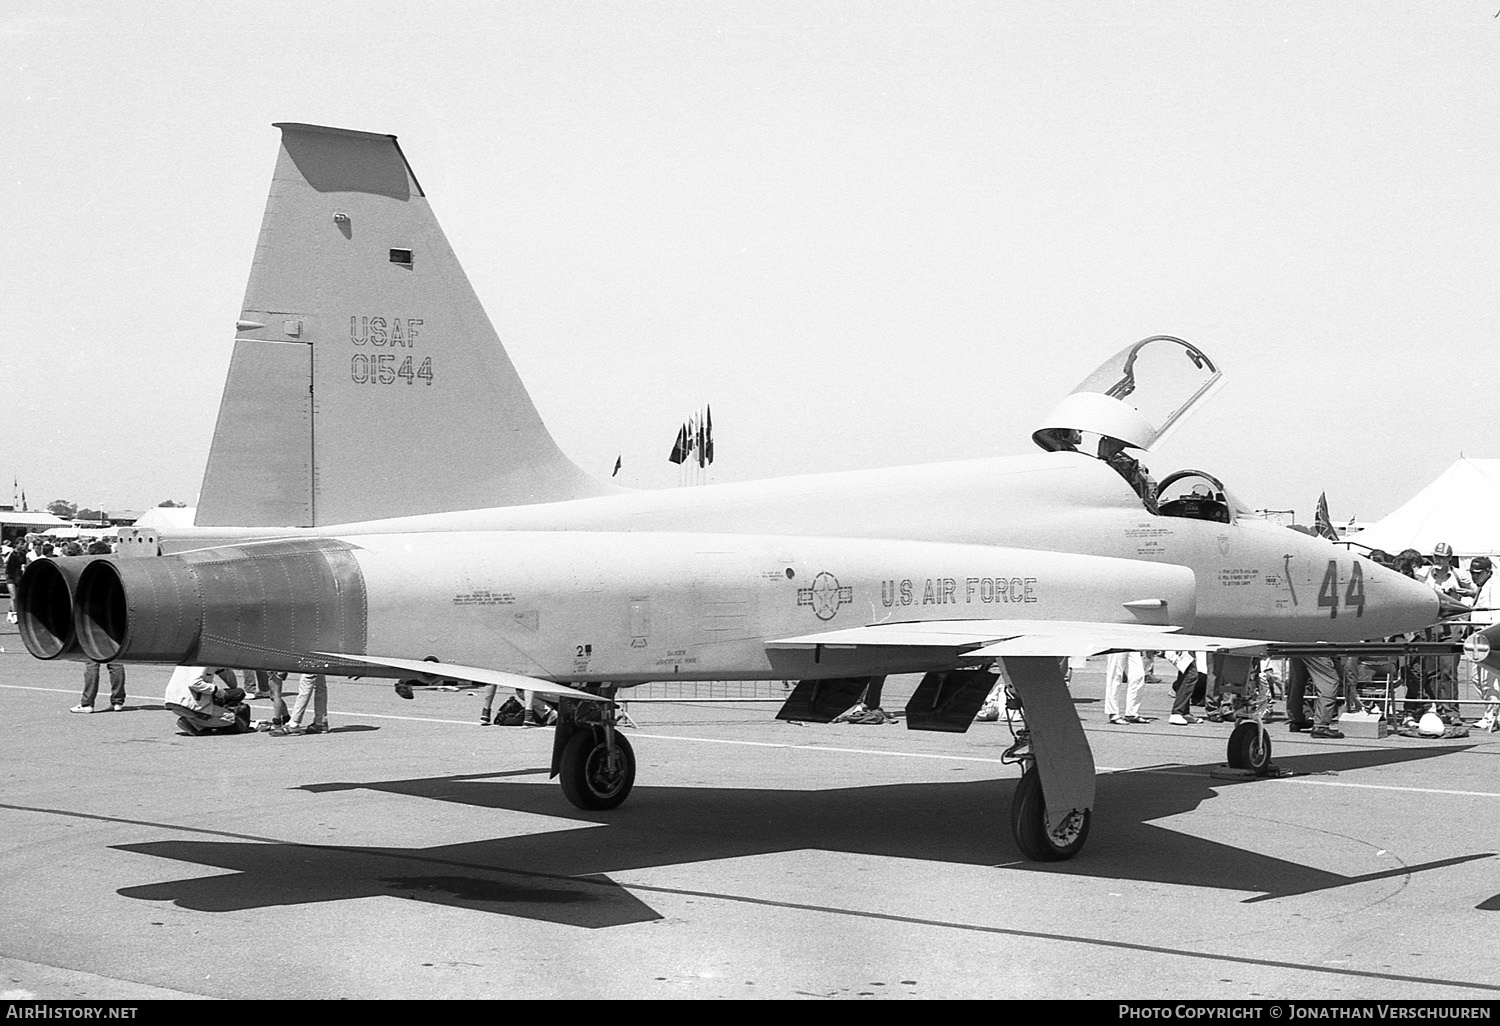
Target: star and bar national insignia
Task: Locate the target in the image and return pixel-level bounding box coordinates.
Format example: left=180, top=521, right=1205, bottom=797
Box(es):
left=797, top=571, right=854, bottom=621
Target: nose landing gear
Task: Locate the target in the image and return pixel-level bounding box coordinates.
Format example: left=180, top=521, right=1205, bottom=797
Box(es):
left=1219, top=655, right=1274, bottom=777
left=1226, top=720, right=1272, bottom=775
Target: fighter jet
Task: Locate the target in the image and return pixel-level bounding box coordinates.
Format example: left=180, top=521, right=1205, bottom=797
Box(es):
left=16, top=123, right=1443, bottom=862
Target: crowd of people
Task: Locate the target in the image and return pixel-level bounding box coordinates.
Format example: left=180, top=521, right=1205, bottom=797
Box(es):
left=6, top=535, right=115, bottom=624
left=1364, top=542, right=1499, bottom=734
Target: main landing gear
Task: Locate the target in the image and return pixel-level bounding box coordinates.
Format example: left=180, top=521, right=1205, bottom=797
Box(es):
left=542, top=666, right=1106, bottom=863
left=552, top=688, right=636, bottom=810
left=1000, top=693, right=1091, bottom=861
left=1010, top=764, right=1091, bottom=861
left=560, top=729, right=635, bottom=809
left=1000, top=657, right=1098, bottom=861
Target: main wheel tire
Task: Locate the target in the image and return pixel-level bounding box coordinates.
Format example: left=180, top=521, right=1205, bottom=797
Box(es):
left=1011, top=767, right=1090, bottom=861
left=1227, top=721, right=1272, bottom=775
left=559, top=729, right=636, bottom=810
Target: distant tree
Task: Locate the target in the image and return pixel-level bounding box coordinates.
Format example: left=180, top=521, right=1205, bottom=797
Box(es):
left=156, top=499, right=187, bottom=508
left=74, top=507, right=108, bottom=521
left=47, top=499, right=77, bottom=519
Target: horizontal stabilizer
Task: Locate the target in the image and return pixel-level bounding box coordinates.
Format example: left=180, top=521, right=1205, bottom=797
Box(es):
left=317, top=652, right=612, bottom=702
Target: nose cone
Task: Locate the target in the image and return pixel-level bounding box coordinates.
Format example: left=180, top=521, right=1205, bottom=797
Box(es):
left=1363, top=560, right=1440, bottom=639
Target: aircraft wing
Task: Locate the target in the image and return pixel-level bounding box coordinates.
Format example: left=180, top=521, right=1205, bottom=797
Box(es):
left=767, top=619, right=1269, bottom=661
left=316, top=652, right=615, bottom=702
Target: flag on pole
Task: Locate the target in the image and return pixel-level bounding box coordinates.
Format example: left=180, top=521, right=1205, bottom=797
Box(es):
left=704, top=406, right=713, bottom=465
left=696, top=409, right=706, bottom=469
left=669, top=425, right=687, bottom=464
left=1314, top=492, right=1338, bottom=541
left=612, top=455, right=622, bottom=478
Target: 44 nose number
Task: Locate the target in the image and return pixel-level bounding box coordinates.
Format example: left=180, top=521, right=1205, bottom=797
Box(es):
left=1317, top=560, right=1365, bottom=618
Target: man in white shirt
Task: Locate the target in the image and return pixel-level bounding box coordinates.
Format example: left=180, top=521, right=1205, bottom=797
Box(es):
left=1419, top=542, right=1475, bottom=725
left=1467, top=556, right=1498, bottom=732
left=1418, top=541, right=1476, bottom=602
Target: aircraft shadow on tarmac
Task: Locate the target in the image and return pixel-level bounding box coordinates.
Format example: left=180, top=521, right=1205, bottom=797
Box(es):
left=110, top=742, right=1494, bottom=929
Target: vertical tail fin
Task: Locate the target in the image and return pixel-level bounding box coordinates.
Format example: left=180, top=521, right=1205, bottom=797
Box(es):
left=195, top=123, right=612, bottom=528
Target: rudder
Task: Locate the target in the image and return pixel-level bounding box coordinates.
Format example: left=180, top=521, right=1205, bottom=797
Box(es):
left=196, top=123, right=613, bottom=527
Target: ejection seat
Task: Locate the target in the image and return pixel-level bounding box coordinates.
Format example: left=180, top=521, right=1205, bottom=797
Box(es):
left=1154, top=469, right=1234, bottom=524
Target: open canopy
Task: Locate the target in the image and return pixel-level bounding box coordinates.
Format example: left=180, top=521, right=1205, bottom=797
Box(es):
left=1032, top=336, right=1224, bottom=452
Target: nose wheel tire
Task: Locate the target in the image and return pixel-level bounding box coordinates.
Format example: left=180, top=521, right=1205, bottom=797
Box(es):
left=1226, top=721, right=1272, bottom=776
left=559, top=729, right=636, bottom=810
left=1011, top=767, right=1090, bottom=861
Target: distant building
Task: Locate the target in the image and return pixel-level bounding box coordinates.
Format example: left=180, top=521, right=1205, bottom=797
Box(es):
left=0, top=508, right=71, bottom=543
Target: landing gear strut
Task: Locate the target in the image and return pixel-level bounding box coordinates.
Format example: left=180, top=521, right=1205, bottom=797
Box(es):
left=1219, top=655, right=1273, bottom=776
left=1000, top=657, right=1097, bottom=861
left=553, top=688, right=636, bottom=810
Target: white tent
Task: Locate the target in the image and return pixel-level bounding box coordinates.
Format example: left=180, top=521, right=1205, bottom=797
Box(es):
left=131, top=506, right=196, bottom=530
left=0, top=511, right=69, bottom=532
left=1347, top=457, right=1500, bottom=558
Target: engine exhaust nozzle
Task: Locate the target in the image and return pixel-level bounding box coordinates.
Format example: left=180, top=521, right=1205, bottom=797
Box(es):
left=75, top=556, right=203, bottom=662
left=71, top=539, right=368, bottom=668
left=16, top=556, right=109, bottom=660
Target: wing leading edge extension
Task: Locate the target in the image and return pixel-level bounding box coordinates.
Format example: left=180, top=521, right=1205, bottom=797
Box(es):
left=768, top=618, right=1269, bottom=661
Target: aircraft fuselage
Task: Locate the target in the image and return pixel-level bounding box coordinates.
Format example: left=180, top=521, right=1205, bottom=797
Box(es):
left=126, top=451, right=1435, bottom=668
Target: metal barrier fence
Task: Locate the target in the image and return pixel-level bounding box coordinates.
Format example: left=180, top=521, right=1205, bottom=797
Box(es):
left=627, top=680, right=794, bottom=701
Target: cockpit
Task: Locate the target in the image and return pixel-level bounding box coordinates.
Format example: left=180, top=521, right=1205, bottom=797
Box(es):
left=1154, top=469, right=1234, bottom=523
left=1033, top=336, right=1249, bottom=523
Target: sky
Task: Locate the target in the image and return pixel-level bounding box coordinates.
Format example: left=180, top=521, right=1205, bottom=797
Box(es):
left=3, top=2, right=1498, bottom=524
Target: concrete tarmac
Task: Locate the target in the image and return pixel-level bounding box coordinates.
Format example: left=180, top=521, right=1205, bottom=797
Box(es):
left=1, top=626, right=1496, bottom=1001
